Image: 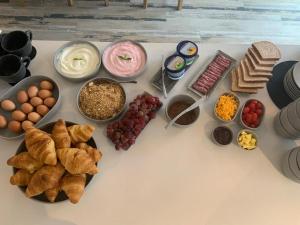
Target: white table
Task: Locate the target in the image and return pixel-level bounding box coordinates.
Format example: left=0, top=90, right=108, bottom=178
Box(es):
left=1, top=41, right=300, bottom=225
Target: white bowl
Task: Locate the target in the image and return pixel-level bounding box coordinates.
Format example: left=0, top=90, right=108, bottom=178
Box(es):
left=240, top=99, right=265, bottom=130
left=236, top=129, right=258, bottom=151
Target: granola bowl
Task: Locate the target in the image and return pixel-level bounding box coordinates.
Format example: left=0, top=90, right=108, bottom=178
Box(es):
left=77, top=77, right=126, bottom=123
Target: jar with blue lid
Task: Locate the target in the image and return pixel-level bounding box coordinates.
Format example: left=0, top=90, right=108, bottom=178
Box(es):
left=164, top=54, right=186, bottom=80
left=176, top=40, right=198, bottom=65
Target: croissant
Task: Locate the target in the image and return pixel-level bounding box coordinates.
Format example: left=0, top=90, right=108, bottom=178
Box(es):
left=61, top=173, right=86, bottom=204
left=25, top=127, right=57, bottom=165
left=52, top=119, right=71, bottom=149
left=26, top=163, right=65, bottom=197
left=7, top=152, right=43, bottom=173
left=45, top=184, right=60, bottom=203
left=75, top=143, right=102, bottom=163
left=57, top=148, right=98, bottom=175
left=67, top=125, right=95, bottom=144
left=10, top=169, right=33, bottom=186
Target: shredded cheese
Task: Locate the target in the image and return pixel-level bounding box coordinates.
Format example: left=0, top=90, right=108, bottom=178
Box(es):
left=215, top=95, right=238, bottom=121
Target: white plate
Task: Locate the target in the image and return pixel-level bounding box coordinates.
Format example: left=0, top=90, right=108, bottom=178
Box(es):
left=273, top=112, right=293, bottom=138
left=288, top=147, right=300, bottom=178
left=292, top=62, right=300, bottom=89
left=282, top=150, right=300, bottom=182
left=280, top=107, right=300, bottom=137
left=287, top=102, right=300, bottom=131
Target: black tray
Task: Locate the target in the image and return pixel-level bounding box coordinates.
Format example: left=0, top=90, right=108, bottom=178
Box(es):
left=151, top=54, right=199, bottom=94
left=13, top=121, right=97, bottom=203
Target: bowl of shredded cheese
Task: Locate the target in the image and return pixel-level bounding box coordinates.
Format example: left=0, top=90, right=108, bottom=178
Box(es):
left=237, top=129, right=257, bottom=151
left=214, top=92, right=240, bottom=122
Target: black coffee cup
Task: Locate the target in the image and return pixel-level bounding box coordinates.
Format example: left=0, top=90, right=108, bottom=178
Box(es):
left=1, top=30, right=32, bottom=57
left=0, top=54, right=31, bottom=83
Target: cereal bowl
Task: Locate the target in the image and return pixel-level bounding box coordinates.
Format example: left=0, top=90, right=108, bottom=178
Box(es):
left=77, top=78, right=126, bottom=123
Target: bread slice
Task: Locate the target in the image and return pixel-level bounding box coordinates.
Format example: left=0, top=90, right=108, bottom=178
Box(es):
left=240, top=59, right=269, bottom=83
left=236, top=65, right=265, bottom=89
left=252, top=41, right=281, bottom=61
left=245, top=54, right=273, bottom=73
left=244, top=56, right=273, bottom=78
left=231, top=70, right=258, bottom=94
left=248, top=47, right=277, bottom=66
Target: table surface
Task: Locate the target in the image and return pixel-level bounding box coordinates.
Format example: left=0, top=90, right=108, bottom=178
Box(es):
left=1, top=41, right=300, bottom=225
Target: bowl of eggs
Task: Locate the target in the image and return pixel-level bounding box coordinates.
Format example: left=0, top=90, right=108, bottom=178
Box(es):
left=0, top=75, right=61, bottom=139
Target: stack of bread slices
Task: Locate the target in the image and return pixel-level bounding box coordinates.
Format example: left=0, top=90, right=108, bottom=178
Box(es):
left=231, top=41, right=281, bottom=94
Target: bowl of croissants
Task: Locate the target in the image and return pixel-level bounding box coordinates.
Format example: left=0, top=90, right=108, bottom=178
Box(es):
left=7, top=119, right=102, bottom=204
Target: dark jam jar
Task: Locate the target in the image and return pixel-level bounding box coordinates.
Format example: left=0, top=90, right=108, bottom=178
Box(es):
left=212, top=126, right=233, bottom=146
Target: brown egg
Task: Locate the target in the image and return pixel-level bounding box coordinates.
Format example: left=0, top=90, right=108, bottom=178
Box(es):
left=36, top=105, right=49, bottom=116
left=40, top=80, right=53, bottom=90
left=38, top=89, right=52, bottom=99
left=27, top=85, right=39, bottom=98
left=11, top=110, right=26, bottom=122
left=0, top=115, right=7, bottom=128
left=20, top=103, right=34, bottom=114
left=28, top=112, right=41, bottom=123
left=21, top=120, right=34, bottom=130
left=30, top=97, right=43, bottom=107
left=44, top=97, right=57, bottom=108
left=8, top=120, right=22, bottom=133
left=1, top=99, right=16, bottom=111
left=17, top=90, right=29, bottom=104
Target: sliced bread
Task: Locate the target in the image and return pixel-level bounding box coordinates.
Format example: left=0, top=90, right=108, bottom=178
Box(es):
left=252, top=41, right=281, bottom=61
left=245, top=54, right=273, bottom=73
left=231, top=70, right=258, bottom=94
left=248, top=47, right=277, bottom=66
left=236, top=65, right=265, bottom=89
left=240, top=59, right=269, bottom=83
left=244, top=56, right=273, bottom=78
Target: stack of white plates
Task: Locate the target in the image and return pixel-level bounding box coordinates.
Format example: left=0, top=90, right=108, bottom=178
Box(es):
left=274, top=98, right=300, bottom=139
left=284, top=62, right=300, bottom=100
left=282, top=147, right=300, bottom=183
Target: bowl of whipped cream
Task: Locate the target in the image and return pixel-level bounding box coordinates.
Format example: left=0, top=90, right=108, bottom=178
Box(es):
left=54, top=41, right=101, bottom=81
left=102, top=40, right=147, bottom=80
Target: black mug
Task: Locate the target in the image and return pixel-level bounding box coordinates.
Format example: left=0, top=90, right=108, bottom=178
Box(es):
left=0, top=54, right=31, bottom=83
left=1, top=30, right=32, bottom=57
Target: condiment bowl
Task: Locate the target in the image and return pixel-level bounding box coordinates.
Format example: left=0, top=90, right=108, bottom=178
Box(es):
left=211, top=126, right=233, bottom=147
left=240, top=99, right=265, bottom=130
left=77, top=77, right=126, bottom=123
left=214, top=92, right=240, bottom=123
left=236, top=129, right=258, bottom=151
left=53, top=40, right=101, bottom=81
left=102, top=40, right=148, bottom=81
left=165, top=94, right=200, bottom=128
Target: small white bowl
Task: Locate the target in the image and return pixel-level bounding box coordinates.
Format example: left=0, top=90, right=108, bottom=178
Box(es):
left=165, top=94, right=200, bottom=128
left=214, top=92, right=240, bottom=123
left=236, top=129, right=258, bottom=151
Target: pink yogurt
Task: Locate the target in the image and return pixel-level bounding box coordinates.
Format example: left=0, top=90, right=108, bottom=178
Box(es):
left=103, top=41, right=146, bottom=77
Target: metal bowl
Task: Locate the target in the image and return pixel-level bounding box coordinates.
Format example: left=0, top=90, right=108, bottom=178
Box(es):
left=102, top=40, right=147, bottom=81
left=214, top=92, right=240, bottom=123
left=53, top=40, right=101, bottom=81
left=236, top=129, right=258, bottom=151
left=77, top=77, right=126, bottom=123
left=240, top=99, right=265, bottom=130
left=165, top=94, right=200, bottom=128
left=211, top=126, right=233, bottom=147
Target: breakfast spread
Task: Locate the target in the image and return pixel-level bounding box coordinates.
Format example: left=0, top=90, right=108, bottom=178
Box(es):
left=231, top=41, right=281, bottom=94
left=189, top=51, right=235, bottom=96
left=56, top=42, right=100, bottom=78
left=102, top=40, right=146, bottom=77
left=212, top=126, right=233, bottom=145
left=7, top=119, right=101, bottom=203
left=237, top=130, right=257, bottom=150
left=78, top=79, right=126, bottom=121
left=107, top=93, right=162, bottom=150
left=241, top=99, right=264, bottom=129
left=215, top=93, right=239, bottom=122
left=0, top=79, right=57, bottom=133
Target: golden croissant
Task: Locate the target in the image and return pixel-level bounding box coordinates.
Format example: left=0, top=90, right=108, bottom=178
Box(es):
left=67, top=125, right=95, bottom=144
left=75, top=143, right=102, bottom=163
left=25, top=127, right=57, bottom=165
left=10, top=169, right=33, bottom=186
left=61, top=173, right=86, bottom=204
left=52, top=119, right=71, bottom=149
left=7, top=152, right=43, bottom=173
left=45, top=184, right=60, bottom=203
left=26, top=163, right=65, bottom=197
left=57, top=148, right=98, bottom=175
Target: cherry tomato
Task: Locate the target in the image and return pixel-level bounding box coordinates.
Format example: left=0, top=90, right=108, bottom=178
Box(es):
left=249, top=103, right=256, bottom=111
left=251, top=100, right=258, bottom=105
left=250, top=124, right=256, bottom=128
left=252, top=112, right=258, bottom=121
left=256, top=109, right=263, bottom=116
left=243, top=107, right=250, bottom=114
left=245, top=114, right=252, bottom=124
left=256, top=102, right=263, bottom=109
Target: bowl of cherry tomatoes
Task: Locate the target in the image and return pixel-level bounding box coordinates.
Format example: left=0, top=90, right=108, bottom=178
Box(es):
left=240, top=99, right=265, bottom=130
